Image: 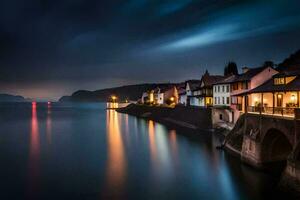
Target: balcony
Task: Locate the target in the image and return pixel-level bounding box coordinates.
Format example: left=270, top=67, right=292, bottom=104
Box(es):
left=247, top=106, right=296, bottom=118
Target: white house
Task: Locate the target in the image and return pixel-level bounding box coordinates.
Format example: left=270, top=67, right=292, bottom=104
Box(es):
left=213, top=75, right=236, bottom=107
left=177, top=84, right=187, bottom=105
left=185, top=80, right=201, bottom=106
left=141, top=92, right=148, bottom=104
left=212, top=75, right=236, bottom=126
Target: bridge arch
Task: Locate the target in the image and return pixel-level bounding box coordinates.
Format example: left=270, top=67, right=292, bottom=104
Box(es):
left=260, top=128, right=293, bottom=163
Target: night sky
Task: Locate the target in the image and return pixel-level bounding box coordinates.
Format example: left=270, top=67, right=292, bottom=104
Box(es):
left=1, top=0, right=300, bottom=100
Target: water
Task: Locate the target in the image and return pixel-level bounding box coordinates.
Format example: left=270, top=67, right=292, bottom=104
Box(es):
left=0, top=103, right=293, bottom=199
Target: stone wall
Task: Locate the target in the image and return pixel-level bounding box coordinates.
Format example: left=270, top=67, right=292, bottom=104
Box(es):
left=116, top=104, right=212, bottom=130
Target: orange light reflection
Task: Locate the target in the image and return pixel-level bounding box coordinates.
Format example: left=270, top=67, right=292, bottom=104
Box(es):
left=148, top=120, right=157, bottom=164
left=105, top=110, right=126, bottom=194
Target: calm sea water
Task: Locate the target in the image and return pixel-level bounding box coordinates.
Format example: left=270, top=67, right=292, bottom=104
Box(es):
left=0, top=103, right=293, bottom=199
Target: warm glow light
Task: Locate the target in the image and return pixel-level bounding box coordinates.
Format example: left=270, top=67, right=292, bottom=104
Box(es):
left=170, top=97, right=174, bottom=101
left=32, top=101, right=37, bottom=107
left=291, top=94, right=296, bottom=102
left=111, top=95, right=117, bottom=100
left=149, top=93, right=154, bottom=103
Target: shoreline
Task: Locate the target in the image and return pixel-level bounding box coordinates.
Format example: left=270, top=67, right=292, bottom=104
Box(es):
left=116, top=104, right=213, bottom=131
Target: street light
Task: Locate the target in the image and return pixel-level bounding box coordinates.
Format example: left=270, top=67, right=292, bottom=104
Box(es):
left=111, top=95, right=117, bottom=102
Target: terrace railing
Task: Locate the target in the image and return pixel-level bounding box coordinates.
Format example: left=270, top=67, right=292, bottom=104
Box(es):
left=247, top=106, right=296, bottom=118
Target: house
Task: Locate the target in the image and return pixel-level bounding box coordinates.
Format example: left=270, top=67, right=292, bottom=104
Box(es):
left=140, top=89, right=156, bottom=104
left=230, top=66, right=278, bottom=122
left=213, top=75, right=236, bottom=107
left=185, top=80, right=202, bottom=106
left=178, top=89, right=186, bottom=105
left=243, top=68, right=300, bottom=118
left=191, top=71, right=224, bottom=107
left=156, top=86, right=178, bottom=105
left=177, top=83, right=187, bottom=105
left=212, top=75, right=236, bottom=125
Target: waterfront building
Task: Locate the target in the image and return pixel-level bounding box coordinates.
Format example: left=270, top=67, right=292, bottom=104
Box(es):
left=141, top=92, right=149, bottom=104
left=177, top=84, right=187, bottom=105
left=212, top=75, right=236, bottom=126
left=185, top=80, right=202, bottom=106
left=230, top=66, right=278, bottom=122
left=243, top=69, right=300, bottom=118
left=156, top=86, right=179, bottom=105
left=191, top=70, right=224, bottom=107
left=213, top=75, right=235, bottom=107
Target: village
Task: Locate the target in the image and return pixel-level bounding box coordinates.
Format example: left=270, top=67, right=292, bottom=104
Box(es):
left=138, top=62, right=300, bottom=129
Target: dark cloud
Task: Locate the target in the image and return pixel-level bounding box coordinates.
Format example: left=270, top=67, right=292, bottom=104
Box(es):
left=0, top=0, right=300, bottom=100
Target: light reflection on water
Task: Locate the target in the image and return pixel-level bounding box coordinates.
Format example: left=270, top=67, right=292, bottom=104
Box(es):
left=105, top=110, right=127, bottom=195
left=27, top=103, right=40, bottom=199
left=46, top=104, right=52, bottom=145
left=0, top=103, right=292, bottom=199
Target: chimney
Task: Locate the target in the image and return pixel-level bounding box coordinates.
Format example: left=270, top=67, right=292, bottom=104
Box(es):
left=242, top=67, right=249, bottom=74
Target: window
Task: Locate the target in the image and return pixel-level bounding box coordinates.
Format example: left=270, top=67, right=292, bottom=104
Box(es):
left=218, top=86, right=220, bottom=92
left=226, top=85, right=229, bottom=93
left=274, top=78, right=285, bottom=85
left=286, top=76, right=296, bottom=84
left=218, top=97, right=220, bottom=104
left=215, top=97, right=217, bottom=104
left=214, top=86, right=216, bottom=92
left=222, top=97, right=225, bottom=104
left=227, top=97, right=230, bottom=104
left=222, top=86, right=224, bottom=92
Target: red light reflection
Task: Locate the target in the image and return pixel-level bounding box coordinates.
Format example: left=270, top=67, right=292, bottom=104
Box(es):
left=27, top=103, right=40, bottom=198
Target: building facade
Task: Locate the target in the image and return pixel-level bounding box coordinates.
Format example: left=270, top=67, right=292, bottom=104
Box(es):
left=244, top=69, right=300, bottom=117
left=230, top=66, right=278, bottom=122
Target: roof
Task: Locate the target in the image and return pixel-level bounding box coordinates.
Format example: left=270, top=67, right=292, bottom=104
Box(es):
left=191, top=71, right=224, bottom=91
left=242, top=73, right=300, bottom=94
left=273, top=68, right=300, bottom=77
left=232, top=66, right=267, bottom=82
left=201, top=71, right=224, bottom=87
left=186, top=80, right=201, bottom=91
left=213, top=74, right=237, bottom=85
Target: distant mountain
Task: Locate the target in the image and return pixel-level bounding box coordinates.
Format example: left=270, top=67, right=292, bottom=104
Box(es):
left=277, top=49, right=300, bottom=71
left=0, top=94, right=26, bottom=102
left=59, top=83, right=177, bottom=102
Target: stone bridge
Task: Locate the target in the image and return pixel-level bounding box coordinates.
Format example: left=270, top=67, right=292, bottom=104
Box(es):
left=240, top=110, right=300, bottom=191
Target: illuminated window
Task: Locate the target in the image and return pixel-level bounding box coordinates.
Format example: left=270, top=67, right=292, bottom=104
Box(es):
left=286, top=76, right=296, bottom=84
left=274, top=78, right=285, bottom=85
